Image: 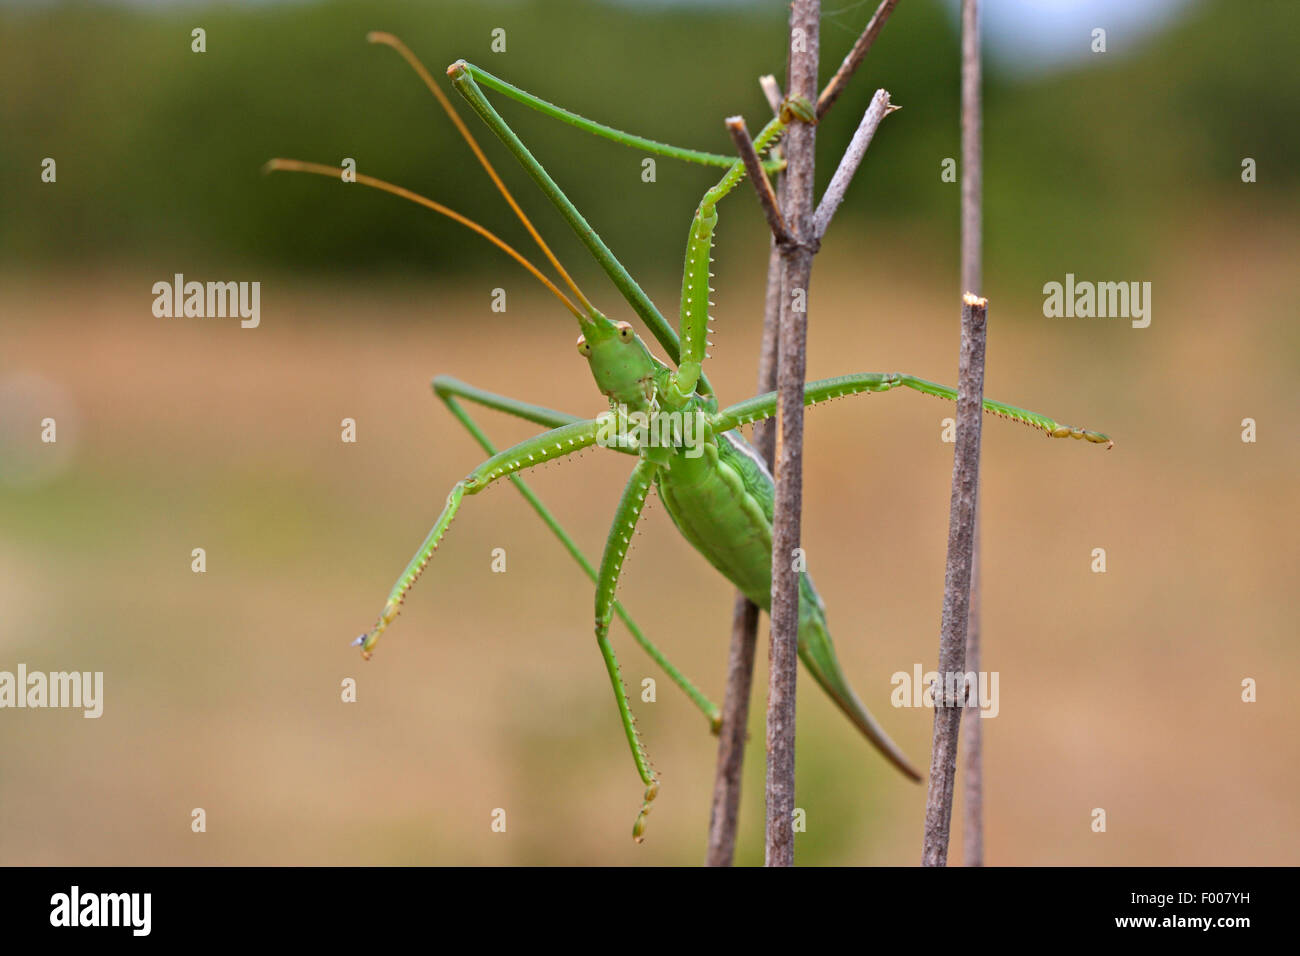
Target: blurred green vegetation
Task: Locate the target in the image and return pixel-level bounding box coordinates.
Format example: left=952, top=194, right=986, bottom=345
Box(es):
left=2, top=0, right=1297, bottom=288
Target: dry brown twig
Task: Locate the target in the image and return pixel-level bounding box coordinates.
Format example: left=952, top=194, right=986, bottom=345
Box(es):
left=921, top=293, right=987, bottom=867
left=959, top=0, right=986, bottom=869
left=704, top=0, right=903, bottom=868
left=763, top=0, right=822, bottom=867
left=705, top=90, right=785, bottom=870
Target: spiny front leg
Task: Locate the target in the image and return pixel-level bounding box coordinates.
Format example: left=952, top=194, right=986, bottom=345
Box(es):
left=593, top=458, right=661, bottom=842
left=668, top=116, right=789, bottom=404
left=356, top=417, right=603, bottom=659
left=434, top=377, right=721, bottom=730
left=710, top=372, right=1113, bottom=447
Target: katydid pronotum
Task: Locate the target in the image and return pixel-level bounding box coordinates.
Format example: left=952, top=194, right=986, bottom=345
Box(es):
left=267, top=34, right=1111, bottom=843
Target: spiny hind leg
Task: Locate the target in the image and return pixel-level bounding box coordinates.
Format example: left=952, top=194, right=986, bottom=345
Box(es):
left=593, top=459, right=661, bottom=842
left=356, top=415, right=604, bottom=658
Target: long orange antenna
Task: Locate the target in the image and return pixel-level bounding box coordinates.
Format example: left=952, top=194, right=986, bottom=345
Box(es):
left=263, top=159, right=583, bottom=320
left=367, top=32, right=596, bottom=316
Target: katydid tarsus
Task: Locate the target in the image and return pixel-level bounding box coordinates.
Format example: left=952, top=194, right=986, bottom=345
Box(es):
left=267, top=34, right=1111, bottom=843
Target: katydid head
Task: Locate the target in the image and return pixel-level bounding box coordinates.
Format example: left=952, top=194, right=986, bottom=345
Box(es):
left=576, top=314, right=660, bottom=408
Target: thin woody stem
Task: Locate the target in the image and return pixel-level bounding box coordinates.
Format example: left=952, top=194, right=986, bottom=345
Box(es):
left=709, top=0, right=906, bottom=864
left=766, top=0, right=820, bottom=869
left=727, top=116, right=794, bottom=246
left=706, top=77, right=785, bottom=868
left=817, top=0, right=902, bottom=119
left=921, top=293, right=988, bottom=867
left=960, top=0, right=986, bottom=868
left=813, top=89, right=896, bottom=240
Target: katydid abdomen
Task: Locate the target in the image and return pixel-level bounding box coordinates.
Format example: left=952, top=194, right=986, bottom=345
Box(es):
left=656, top=430, right=923, bottom=780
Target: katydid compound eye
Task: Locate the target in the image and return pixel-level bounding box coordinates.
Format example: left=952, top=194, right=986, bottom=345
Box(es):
left=616, top=322, right=634, bottom=341
left=576, top=335, right=591, bottom=356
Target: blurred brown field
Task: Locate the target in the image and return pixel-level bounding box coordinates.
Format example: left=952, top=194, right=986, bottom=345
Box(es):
left=2, top=193, right=1296, bottom=864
